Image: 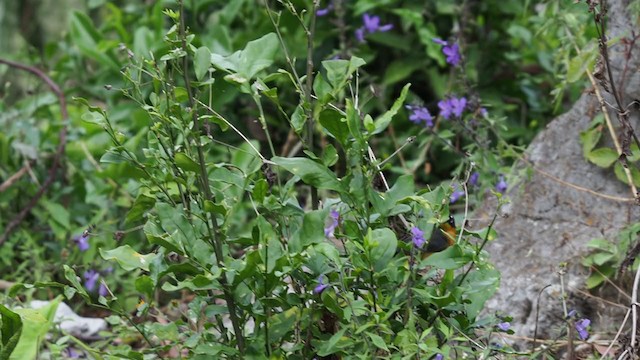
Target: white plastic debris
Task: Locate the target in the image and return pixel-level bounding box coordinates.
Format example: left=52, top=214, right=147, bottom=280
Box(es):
left=30, top=300, right=107, bottom=339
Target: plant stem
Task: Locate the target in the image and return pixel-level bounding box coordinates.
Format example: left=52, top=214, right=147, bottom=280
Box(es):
left=306, top=1, right=319, bottom=209
left=178, top=1, right=245, bottom=354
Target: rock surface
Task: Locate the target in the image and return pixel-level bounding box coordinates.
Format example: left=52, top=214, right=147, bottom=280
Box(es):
left=476, top=0, right=640, bottom=349
left=31, top=300, right=107, bottom=339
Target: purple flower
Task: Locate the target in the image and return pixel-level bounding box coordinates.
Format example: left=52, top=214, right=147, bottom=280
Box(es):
left=411, top=227, right=425, bottom=249
left=480, top=107, right=488, bottom=118
left=432, top=38, right=448, bottom=46
left=434, top=354, right=444, bottom=360
left=568, top=309, right=577, bottom=318
left=497, top=322, right=511, bottom=331
left=73, top=233, right=90, bottom=252
left=438, top=97, right=467, bottom=120
left=450, top=185, right=465, bottom=204
left=83, top=269, right=100, bottom=292
left=355, top=28, right=366, bottom=43
left=324, top=210, right=340, bottom=237
left=450, top=97, right=467, bottom=117
left=575, top=318, right=590, bottom=340
left=469, top=172, right=480, bottom=187
left=99, top=282, right=109, bottom=297
left=355, top=13, right=393, bottom=43
left=314, top=275, right=329, bottom=294
left=406, top=105, right=434, bottom=127
left=495, top=175, right=507, bottom=194
left=316, top=1, right=333, bottom=16
left=432, top=38, right=462, bottom=66
left=63, top=347, right=81, bottom=358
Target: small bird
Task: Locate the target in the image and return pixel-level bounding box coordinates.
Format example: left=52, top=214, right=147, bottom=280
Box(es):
left=423, top=215, right=457, bottom=258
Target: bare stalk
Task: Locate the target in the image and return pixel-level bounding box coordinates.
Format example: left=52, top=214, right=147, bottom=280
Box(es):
left=178, top=1, right=245, bottom=353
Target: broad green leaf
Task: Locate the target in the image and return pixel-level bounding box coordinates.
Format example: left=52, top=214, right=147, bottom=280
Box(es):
left=132, top=26, right=153, bottom=59
left=289, top=210, right=326, bottom=253
left=319, top=109, right=349, bottom=146
left=383, top=60, right=422, bottom=86
left=422, top=245, right=470, bottom=269
left=162, top=274, right=221, bottom=292
left=585, top=271, right=606, bottom=289
left=346, top=100, right=364, bottom=147
left=316, top=328, right=349, bottom=356
left=143, top=221, right=184, bottom=255
left=100, top=245, right=158, bottom=271
left=125, top=194, right=155, bottom=224
left=313, top=73, right=333, bottom=104
left=367, top=228, right=397, bottom=272
left=252, top=178, right=268, bottom=203
left=8, top=282, right=65, bottom=298
left=579, top=127, right=602, bottom=156
left=291, top=103, right=306, bottom=134
left=321, top=290, right=344, bottom=318
left=272, top=157, right=345, bottom=192
left=268, top=307, right=299, bottom=343
left=193, top=343, right=238, bottom=356
left=322, top=144, right=339, bottom=167
left=567, top=42, right=598, bottom=83
left=370, top=83, right=411, bottom=135
left=323, top=60, right=350, bottom=89
left=258, top=217, right=283, bottom=273
left=135, top=276, right=154, bottom=299
left=460, top=267, right=500, bottom=319
left=174, top=152, right=200, bottom=173
left=321, top=56, right=366, bottom=92
left=370, top=174, right=415, bottom=217
left=237, top=33, right=278, bottom=79
left=367, top=332, right=390, bottom=352
left=69, top=12, right=119, bottom=70
left=41, top=200, right=70, bottom=230
left=0, top=304, right=22, bottom=359
left=587, top=147, right=618, bottom=168
left=63, top=266, right=90, bottom=300
left=194, top=46, right=212, bottom=81
left=10, top=297, right=61, bottom=360
left=100, top=149, right=133, bottom=164
left=148, top=323, right=179, bottom=342
left=200, top=115, right=229, bottom=131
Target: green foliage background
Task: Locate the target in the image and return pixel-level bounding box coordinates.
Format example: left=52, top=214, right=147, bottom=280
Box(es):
left=0, top=0, right=598, bottom=358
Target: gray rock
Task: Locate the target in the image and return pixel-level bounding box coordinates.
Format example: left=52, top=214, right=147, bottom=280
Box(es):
left=476, top=0, right=640, bottom=350
left=30, top=300, right=107, bottom=340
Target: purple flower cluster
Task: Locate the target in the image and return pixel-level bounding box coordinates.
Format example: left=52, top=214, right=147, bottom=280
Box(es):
left=73, top=233, right=90, bottom=252
left=406, top=105, right=434, bottom=127
left=83, top=269, right=108, bottom=297
left=450, top=184, right=465, bottom=204
left=496, top=322, right=511, bottom=331
left=411, top=227, right=425, bottom=249
left=575, top=318, right=590, bottom=340
left=316, top=1, right=334, bottom=16
left=438, top=97, right=467, bottom=120
left=469, top=172, right=480, bottom=187
left=432, top=38, right=462, bottom=66
left=355, top=14, right=393, bottom=43
left=324, top=210, right=340, bottom=238
left=495, top=175, right=508, bottom=194
left=314, top=275, right=329, bottom=294
left=63, top=347, right=81, bottom=358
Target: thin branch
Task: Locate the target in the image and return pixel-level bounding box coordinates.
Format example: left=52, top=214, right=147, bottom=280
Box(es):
left=0, top=161, right=33, bottom=193
left=0, top=58, right=68, bottom=244
left=520, top=156, right=635, bottom=203
left=177, top=2, right=245, bottom=353
left=630, top=256, right=640, bottom=350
